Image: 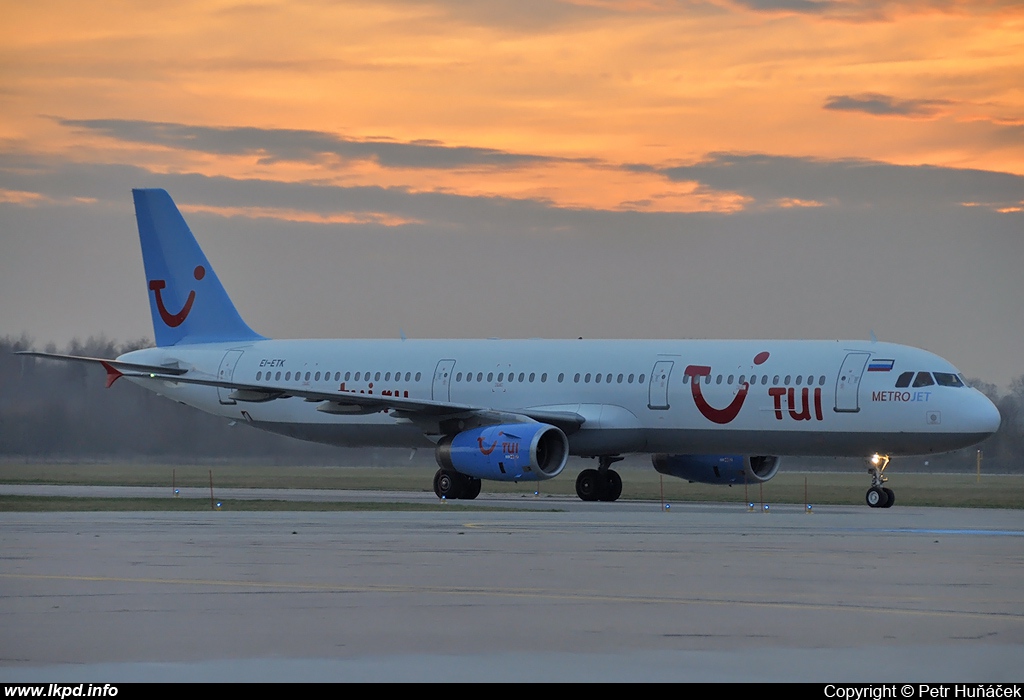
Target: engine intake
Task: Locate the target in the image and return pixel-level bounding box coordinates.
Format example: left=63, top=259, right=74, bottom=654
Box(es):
left=651, top=454, right=781, bottom=485
left=436, top=423, right=568, bottom=482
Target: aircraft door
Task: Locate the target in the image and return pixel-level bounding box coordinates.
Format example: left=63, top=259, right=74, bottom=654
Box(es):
left=648, top=360, right=674, bottom=410
left=834, top=351, right=870, bottom=413
left=217, top=349, right=244, bottom=405
left=432, top=359, right=456, bottom=402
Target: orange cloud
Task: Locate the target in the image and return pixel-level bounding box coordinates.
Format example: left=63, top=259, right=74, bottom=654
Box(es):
left=3, top=0, right=1021, bottom=212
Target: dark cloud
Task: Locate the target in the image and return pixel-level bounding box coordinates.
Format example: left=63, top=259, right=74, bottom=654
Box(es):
left=729, top=0, right=837, bottom=13
left=390, top=0, right=613, bottom=31
left=2, top=149, right=1023, bottom=387
left=57, top=118, right=576, bottom=170
left=824, top=93, right=949, bottom=117
left=0, top=152, right=577, bottom=233
left=657, top=153, right=1024, bottom=210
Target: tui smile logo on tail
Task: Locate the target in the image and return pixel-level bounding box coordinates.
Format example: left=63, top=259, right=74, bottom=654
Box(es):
left=149, top=265, right=205, bottom=327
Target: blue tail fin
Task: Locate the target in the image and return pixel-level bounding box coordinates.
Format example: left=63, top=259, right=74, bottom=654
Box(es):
left=133, top=188, right=265, bottom=347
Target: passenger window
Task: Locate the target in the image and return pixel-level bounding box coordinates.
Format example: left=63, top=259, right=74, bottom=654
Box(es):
left=595, top=373, right=602, bottom=383
left=574, top=373, right=581, bottom=383
left=628, top=374, right=634, bottom=383
left=716, top=375, right=722, bottom=384
left=415, top=372, right=422, bottom=381
left=530, top=373, right=536, bottom=382
left=275, top=371, right=281, bottom=381
left=384, top=372, right=391, bottom=381
left=256, top=371, right=262, bottom=380
left=617, top=373, right=623, bottom=383
left=541, top=373, right=547, bottom=382
left=487, top=373, right=494, bottom=382
left=585, top=373, right=591, bottom=383
left=497, top=373, right=504, bottom=382
left=913, top=372, right=935, bottom=388
left=285, top=372, right=291, bottom=381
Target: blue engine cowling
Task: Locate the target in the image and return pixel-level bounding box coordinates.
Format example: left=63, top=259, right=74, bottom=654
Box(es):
left=435, top=423, right=569, bottom=482
left=651, top=454, right=781, bottom=484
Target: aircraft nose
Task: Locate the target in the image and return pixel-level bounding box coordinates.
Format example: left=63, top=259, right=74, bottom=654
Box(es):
left=972, top=393, right=1002, bottom=437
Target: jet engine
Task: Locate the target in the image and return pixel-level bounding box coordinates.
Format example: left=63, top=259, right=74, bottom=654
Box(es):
left=651, top=454, right=781, bottom=484
left=435, top=423, right=569, bottom=482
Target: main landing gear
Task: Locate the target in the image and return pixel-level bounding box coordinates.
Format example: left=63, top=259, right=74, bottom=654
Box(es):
left=433, top=469, right=481, bottom=500
left=575, top=455, right=623, bottom=502
left=865, top=453, right=895, bottom=509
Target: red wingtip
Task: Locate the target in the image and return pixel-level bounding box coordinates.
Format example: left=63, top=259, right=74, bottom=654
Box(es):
left=100, top=361, right=124, bottom=389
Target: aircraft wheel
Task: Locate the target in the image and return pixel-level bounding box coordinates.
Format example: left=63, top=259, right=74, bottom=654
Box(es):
left=866, top=486, right=885, bottom=508
left=576, top=469, right=603, bottom=501
left=434, top=469, right=464, bottom=500
left=461, top=477, right=482, bottom=500
left=602, top=470, right=622, bottom=502
left=881, top=487, right=895, bottom=508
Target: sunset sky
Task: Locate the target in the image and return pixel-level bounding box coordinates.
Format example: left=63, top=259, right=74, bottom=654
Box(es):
left=2, top=1, right=1023, bottom=384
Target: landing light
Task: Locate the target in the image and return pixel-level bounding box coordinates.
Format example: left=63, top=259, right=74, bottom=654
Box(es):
left=871, top=453, right=882, bottom=465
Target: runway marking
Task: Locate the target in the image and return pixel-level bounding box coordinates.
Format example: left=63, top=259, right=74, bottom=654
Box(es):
left=877, top=528, right=1024, bottom=537
left=3, top=572, right=1021, bottom=623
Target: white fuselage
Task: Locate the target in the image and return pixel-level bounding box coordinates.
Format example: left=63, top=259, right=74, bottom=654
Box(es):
left=121, top=338, right=1000, bottom=459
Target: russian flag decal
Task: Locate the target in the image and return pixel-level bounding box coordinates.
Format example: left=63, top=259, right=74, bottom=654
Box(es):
left=868, top=359, right=895, bottom=372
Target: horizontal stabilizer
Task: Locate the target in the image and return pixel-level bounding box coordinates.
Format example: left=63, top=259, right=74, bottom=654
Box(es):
left=16, top=351, right=188, bottom=375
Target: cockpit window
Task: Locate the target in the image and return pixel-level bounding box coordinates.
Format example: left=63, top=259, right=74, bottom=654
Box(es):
left=912, top=372, right=935, bottom=388
left=933, top=372, right=964, bottom=387
left=895, top=371, right=913, bottom=388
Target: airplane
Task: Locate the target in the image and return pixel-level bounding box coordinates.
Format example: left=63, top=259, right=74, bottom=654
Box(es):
left=19, top=189, right=1001, bottom=507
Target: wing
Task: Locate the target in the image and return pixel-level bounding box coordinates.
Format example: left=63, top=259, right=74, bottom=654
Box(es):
left=17, top=351, right=586, bottom=435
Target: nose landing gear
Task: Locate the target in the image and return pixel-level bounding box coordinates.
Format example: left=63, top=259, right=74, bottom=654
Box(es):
left=865, top=454, right=894, bottom=508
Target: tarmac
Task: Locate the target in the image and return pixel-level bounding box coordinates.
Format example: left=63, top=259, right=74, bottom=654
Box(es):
left=1, top=488, right=1022, bottom=682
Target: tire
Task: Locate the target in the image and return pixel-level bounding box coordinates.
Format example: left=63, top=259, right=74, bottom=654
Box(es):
left=461, top=478, right=482, bottom=500
left=866, top=486, right=885, bottom=508
left=434, top=469, right=463, bottom=500
left=603, top=470, right=623, bottom=502
left=881, top=487, right=895, bottom=508
left=576, top=469, right=602, bottom=501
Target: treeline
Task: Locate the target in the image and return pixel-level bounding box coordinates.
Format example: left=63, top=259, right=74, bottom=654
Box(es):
left=0, top=335, right=407, bottom=465
left=1, top=335, right=1022, bottom=471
